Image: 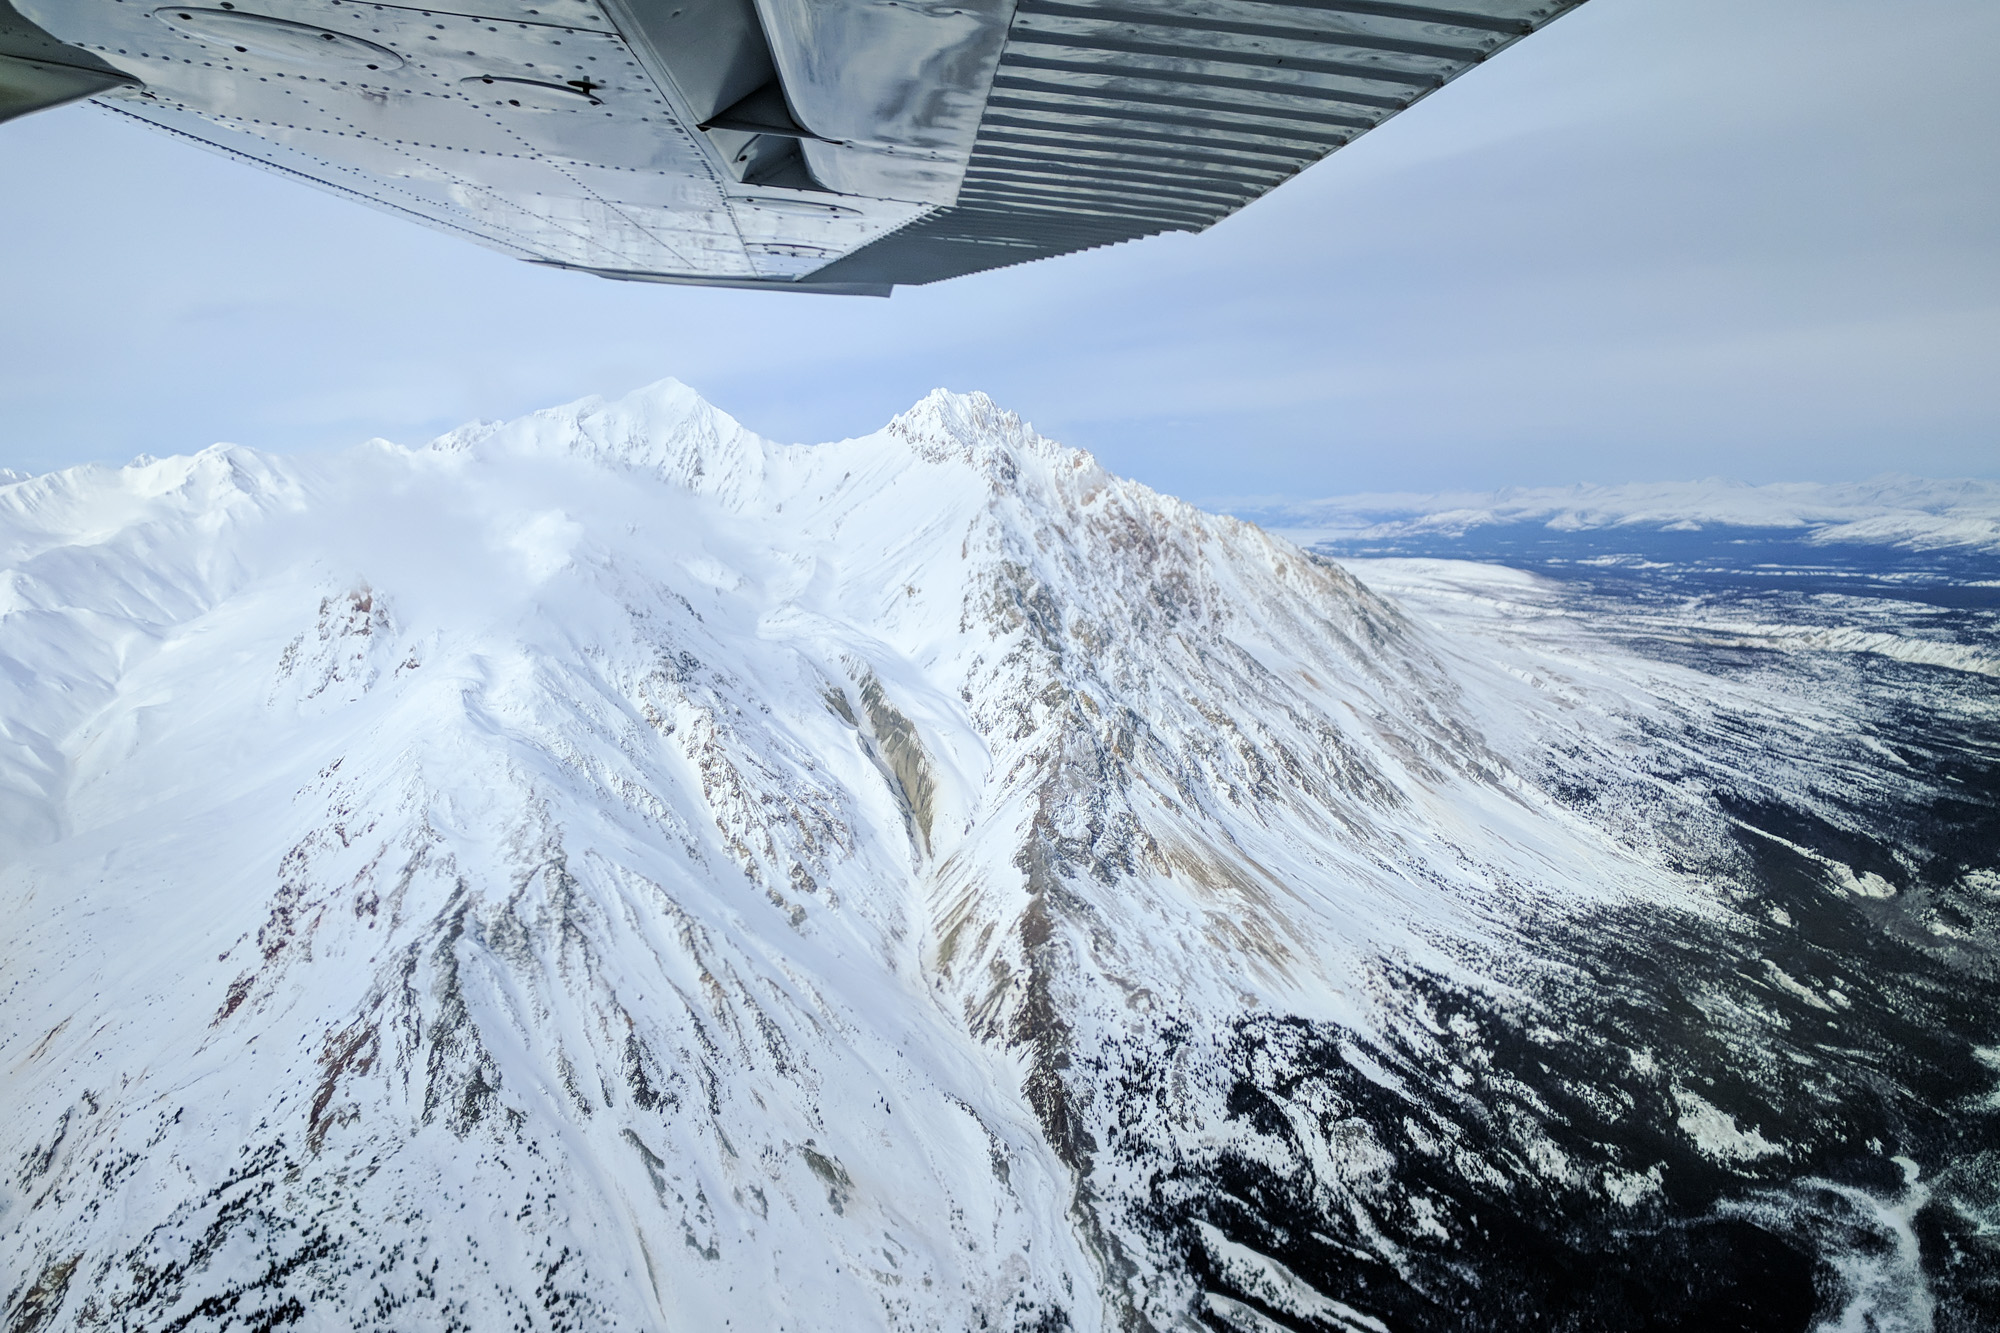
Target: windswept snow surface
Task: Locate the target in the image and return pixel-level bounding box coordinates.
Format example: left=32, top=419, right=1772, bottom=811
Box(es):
left=3, top=383, right=1997, bottom=1332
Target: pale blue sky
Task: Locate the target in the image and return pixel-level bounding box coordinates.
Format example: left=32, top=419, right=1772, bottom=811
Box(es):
left=2, top=0, right=1995, bottom=502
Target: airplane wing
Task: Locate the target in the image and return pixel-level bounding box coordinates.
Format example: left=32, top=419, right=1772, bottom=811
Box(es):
left=1, top=0, right=1584, bottom=294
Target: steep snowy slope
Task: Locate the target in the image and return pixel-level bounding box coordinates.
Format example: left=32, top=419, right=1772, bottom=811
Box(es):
left=3, top=384, right=1996, bottom=1332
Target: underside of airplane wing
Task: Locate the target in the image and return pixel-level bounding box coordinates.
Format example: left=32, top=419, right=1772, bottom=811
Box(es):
left=1, top=0, right=1584, bottom=294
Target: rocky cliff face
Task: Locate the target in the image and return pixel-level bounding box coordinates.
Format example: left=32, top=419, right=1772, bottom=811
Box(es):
left=3, top=383, right=1995, bottom=1332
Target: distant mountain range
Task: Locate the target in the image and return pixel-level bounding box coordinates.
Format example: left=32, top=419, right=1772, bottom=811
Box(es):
left=4, top=385, right=1995, bottom=1331
left=1229, top=476, right=2000, bottom=554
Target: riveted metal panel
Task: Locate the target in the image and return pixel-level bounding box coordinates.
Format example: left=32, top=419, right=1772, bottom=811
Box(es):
left=5, top=0, right=1588, bottom=290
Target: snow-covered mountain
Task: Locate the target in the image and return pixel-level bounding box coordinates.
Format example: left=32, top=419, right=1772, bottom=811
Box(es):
left=3, top=383, right=1996, bottom=1332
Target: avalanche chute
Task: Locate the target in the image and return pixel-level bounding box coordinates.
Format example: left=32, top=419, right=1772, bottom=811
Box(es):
left=1, top=0, right=1583, bottom=293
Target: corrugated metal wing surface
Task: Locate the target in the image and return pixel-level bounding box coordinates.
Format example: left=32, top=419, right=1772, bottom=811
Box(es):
left=809, top=0, right=1583, bottom=287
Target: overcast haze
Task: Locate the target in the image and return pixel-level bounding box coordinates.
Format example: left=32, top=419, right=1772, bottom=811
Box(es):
left=1, top=0, right=1994, bottom=501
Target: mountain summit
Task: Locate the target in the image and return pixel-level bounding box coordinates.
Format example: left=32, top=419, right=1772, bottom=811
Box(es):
left=4, top=383, right=1995, bottom=1331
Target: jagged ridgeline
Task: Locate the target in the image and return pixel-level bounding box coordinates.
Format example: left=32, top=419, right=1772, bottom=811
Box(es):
left=2, top=383, right=1995, bottom=1332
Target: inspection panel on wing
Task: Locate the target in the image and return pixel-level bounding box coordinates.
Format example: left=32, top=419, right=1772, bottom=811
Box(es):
left=0, top=0, right=1584, bottom=293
